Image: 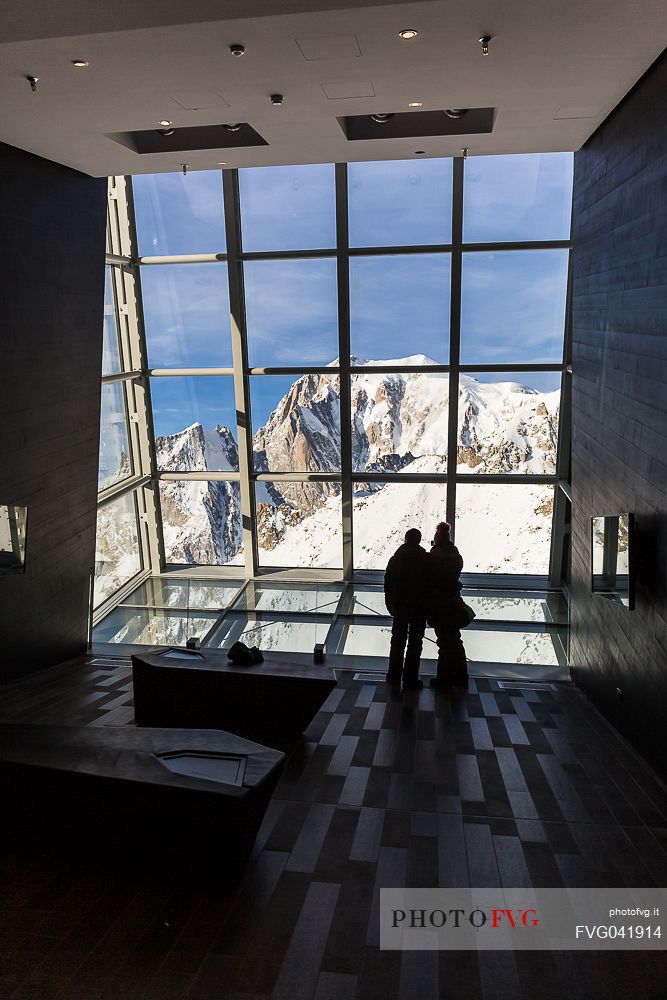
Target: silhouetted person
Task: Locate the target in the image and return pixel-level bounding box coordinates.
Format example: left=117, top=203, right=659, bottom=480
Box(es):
left=384, top=528, right=431, bottom=690
left=427, top=521, right=468, bottom=690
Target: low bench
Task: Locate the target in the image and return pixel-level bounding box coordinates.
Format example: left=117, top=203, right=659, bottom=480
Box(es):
left=0, top=723, right=284, bottom=876
left=132, top=647, right=337, bottom=741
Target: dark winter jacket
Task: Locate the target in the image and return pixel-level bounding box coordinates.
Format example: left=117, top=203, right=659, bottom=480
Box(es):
left=427, top=541, right=464, bottom=625
left=384, top=542, right=431, bottom=616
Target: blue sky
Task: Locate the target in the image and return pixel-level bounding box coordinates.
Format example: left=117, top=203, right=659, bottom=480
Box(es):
left=348, top=158, right=453, bottom=247
left=151, top=376, right=237, bottom=445
left=132, top=153, right=573, bottom=436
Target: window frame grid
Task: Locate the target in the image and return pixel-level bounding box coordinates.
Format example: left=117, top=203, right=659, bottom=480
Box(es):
left=100, top=157, right=573, bottom=590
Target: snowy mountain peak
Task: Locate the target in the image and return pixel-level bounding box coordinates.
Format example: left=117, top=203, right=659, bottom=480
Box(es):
left=148, top=367, right=559, bottom=572
left=156, top=421, right=238, bottom=473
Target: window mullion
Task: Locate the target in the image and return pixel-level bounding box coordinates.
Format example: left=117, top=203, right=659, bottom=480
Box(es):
left=335, top=163, right=353, bottom=579
left=447, top=156, right=464, bottom=534
left=223, top=169, right=257, bottom=577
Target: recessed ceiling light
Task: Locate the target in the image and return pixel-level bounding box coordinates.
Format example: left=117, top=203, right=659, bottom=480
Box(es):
left=71, top=59, right=89, bottom=68
left=217, top=161, right=227, bottom=166
left=408, top=102, right=423, bottom=108
left=399, top=29, right=418, bottom=40
left=444, top=109, right=467, bottom=119
left=370, top=113, right=394, bottom=124
left=223, top=123, right=243, bottom=132
left=415, top=150, right=426, bottom=155
left=157, top=120, right=172, bottom=128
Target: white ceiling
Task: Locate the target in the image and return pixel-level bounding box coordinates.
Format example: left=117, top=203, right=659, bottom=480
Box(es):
left=0, top=0, right=665, bottom=177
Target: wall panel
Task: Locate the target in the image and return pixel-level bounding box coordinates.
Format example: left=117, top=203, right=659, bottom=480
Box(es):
left=0, top=142, right=107, bottom=681
left=570, top=52, right=667, bottom=775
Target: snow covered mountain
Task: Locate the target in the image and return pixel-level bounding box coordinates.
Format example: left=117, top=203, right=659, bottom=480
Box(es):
left=146, top=358, right=559, bottom=573
left=157, top=423, right=243, bottom=565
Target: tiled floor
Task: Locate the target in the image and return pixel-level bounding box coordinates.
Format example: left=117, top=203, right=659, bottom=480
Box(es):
left=1, top=657, right=667, bottom=999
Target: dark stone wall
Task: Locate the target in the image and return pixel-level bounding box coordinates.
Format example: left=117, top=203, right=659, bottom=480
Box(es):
left=0, top=143, right=107, bottom=681
left=570, top=52, right=667, bottom=775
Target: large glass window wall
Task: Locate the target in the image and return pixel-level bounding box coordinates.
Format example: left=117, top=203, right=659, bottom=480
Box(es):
left=94, top=179, right=154, bottom=616
left=95, top=153, right=573, bottom=623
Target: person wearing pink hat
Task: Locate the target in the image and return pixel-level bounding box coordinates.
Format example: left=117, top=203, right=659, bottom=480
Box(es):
left=427, top=521, right=469, bottom=690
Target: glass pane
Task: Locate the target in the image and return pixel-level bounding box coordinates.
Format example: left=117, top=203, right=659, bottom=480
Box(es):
left=463, top=591, right=568, bottom=624
left=0, top=505, right=28, bottom=576
left=251, top=374, right=340, bottom=472
left=461, top=628, right=561, bottom=665
left=142, top=263, right=232, bottom=368
left=255, top=482, right=342, bottom=569
left=244, top=259, right=338, bottom=366
left=457, top=372, right=560, bottom=475
left=102, top=267, right=122, bottom=375
left=349, top=158, right=453, bottom=247
left=208, top=612, right=331, bottom=653
left=328, top=620, right=438, bottom=659
left=94, top=493, right=142, bottom=607
left=99, top=382, right=132, bottom=489
left=460, top=250, right=568, bottom=364
left=339, top=585, right=388, bottom=615
left=352, top=482, right=447, bottom=571
left=239, top=163, right=336, bottom=251
left=350, top=254, right=450, bottom=364
left=351, top=370, right=448, bottom=473
left=123, top=578, right=243, bottom=610
left=151, top=377, right=238, bottom=470
left=327, top=619, right=561, bottom=665
left=93, top=606, right=219, bottom=645
left=463, top=152, right=573, bottom=242
left=159, top=480, right=242, bottom=565
left=454, top=484, right=554, bottom=574
left=234, top=582, right=343, bottom=614
left=132, top=170, right=226, bottom=256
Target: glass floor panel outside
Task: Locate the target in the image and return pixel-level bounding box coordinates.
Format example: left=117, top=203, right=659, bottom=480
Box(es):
left=327, top=622, right=562, bottom=666
left=207, top=613, right=332, bottom=655
left=123, top=578, right=246, bottom=611
left=92, top=574, right=569, bottom=671
left=232, top=582, right=344, bottom=615
left=93, top=607, right=221, bottom=646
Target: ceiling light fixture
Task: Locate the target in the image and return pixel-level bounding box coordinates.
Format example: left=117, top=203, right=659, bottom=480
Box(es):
left=157, top=128, right=175, bottom=136
left=444, top=109, right=468, bottom=119
left=479, top=35, right=491, bottom=55
left=408, top=101, right=423, bottom=108
left=460, top=147, right=469, bottom=159
left=270, top=94, right=284, bottom=106
left=370, top=113, right=394, bottom=124
left=181, top=164, right=188, bottom=175
left=415, top=150, right=426, bottom=155
left=157, top=120, right=172, bottom=128
left=217, top=161, right=227, bottom=166
left=229, top=44, right=245, bottom=57
left=71, top=59, right=89, bottom=68
left=399, top=29, right=418, bottom=40
left=26, top=75, right=39, bottom=92
left=223, top=123, right=243, bottom=132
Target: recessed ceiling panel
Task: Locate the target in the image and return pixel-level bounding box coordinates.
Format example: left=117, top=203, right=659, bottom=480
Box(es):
left=108, top=123, right=268, bottom=154
left=340, top=108, right=495, bottom=141
left=322, top=80, right=376, bottom=99
left=553, top=106, right=606, bottom=119
left=295, top=32, right=362, bottom=60
left=170, top=91, right=231, bottom=111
